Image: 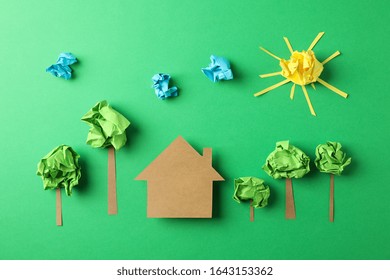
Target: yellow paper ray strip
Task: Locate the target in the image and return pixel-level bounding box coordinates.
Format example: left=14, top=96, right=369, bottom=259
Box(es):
left=317, top=78, right=348, bottom=98
left=259, top=72, right=281, bottom=78
left=283, top=37, right=294, bottom=54
left=290, top=84, right=296, bottom=100
left=254, top=79, right=290, bottom=97
left=322, top=51, right=341, bottom=65
left=259, top=47, right=281, bottom=61
left=308, top=32, right=325, bottom=51
left=311, top=83, right=316, bottom=90
left=301, top=85, right=316, bottom=116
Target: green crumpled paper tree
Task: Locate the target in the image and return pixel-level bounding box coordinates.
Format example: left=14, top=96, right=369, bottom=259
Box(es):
left=37, top=145, right=81, bottom=226
left=315, top=141, right=351, bottom=222
left=263, top=141, right=310, bottom=219
left=233, top=177, right=270, bottom=222
left=81, top=100, right=130, bottom=150
left=82, top=100, right=130, bottom=215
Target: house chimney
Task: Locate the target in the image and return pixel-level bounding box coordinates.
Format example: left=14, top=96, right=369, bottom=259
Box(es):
left=203, top=148, right=212, bottom=164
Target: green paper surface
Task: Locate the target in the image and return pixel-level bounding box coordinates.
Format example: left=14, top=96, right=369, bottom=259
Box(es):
left=36, top=145, right=81, bottom=196
left=81, top=100, right=130, bottom=150
left=315, top=142, right=351, bottom=175
left=263, top=141, right=310, bottom=179
left=1, top=0, right=390, bottom=261
left=233, top=177, right=270, bottom=208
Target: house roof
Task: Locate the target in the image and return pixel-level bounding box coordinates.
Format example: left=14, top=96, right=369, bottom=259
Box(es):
left=135, top=136, right=224, bottom=181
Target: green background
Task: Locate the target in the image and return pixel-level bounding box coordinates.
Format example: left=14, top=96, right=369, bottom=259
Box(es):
left=0, top=0, right=389, bottom=260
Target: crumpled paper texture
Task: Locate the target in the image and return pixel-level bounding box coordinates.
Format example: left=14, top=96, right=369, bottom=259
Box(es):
left=81, top=100, right=130, bottom=150
left=263, top=141, right=310, bottom=179
left=255, top=33, right=348, bottom=117
left=201, top=55, right=233, bottom=82
left=37, top=145, right=81, bottom=196
left=46, top=52, right=77, bottom=80
left=152, top=73, right=178, bottom=100
left=233, top=177, right=270, bottom=208
left=280, top=50, right=323, bottom=86
left=315, top=142, right=351, bottom=175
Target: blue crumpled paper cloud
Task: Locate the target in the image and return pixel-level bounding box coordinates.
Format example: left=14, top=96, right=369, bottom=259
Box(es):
left=201, top=55, right=233, bottom=82
left=152, top=73, right=178, bottom=100
left=46, top=52, right=78, bottom=80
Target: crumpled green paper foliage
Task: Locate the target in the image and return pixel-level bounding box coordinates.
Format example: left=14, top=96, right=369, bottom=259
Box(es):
left=315, top=142, right=351, bottom=175
left=233, top=177, right=270, bottom=208
left=36, top=145, right=81, bottom=196
left=263, top=141, right=310, bottom=179
left=81, top=100, right=130, bottom=150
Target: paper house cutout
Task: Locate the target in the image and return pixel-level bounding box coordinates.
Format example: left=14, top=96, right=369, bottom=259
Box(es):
left=135, top=136, right=224, bottom=218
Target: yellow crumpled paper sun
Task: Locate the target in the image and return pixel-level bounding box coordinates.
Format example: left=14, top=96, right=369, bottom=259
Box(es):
left=254, top=32, right=348, bottom=116
left=280, top=50, right=323, bottom=86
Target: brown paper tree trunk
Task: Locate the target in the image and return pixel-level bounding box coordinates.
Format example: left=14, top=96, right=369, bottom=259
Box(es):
left=329, top=174, right=334, bottom=222
left=108, top=146, right=117, bottom=215
left=56, top=188, right=62, bottom=226
left=285, top=178, right=296, bottom=219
